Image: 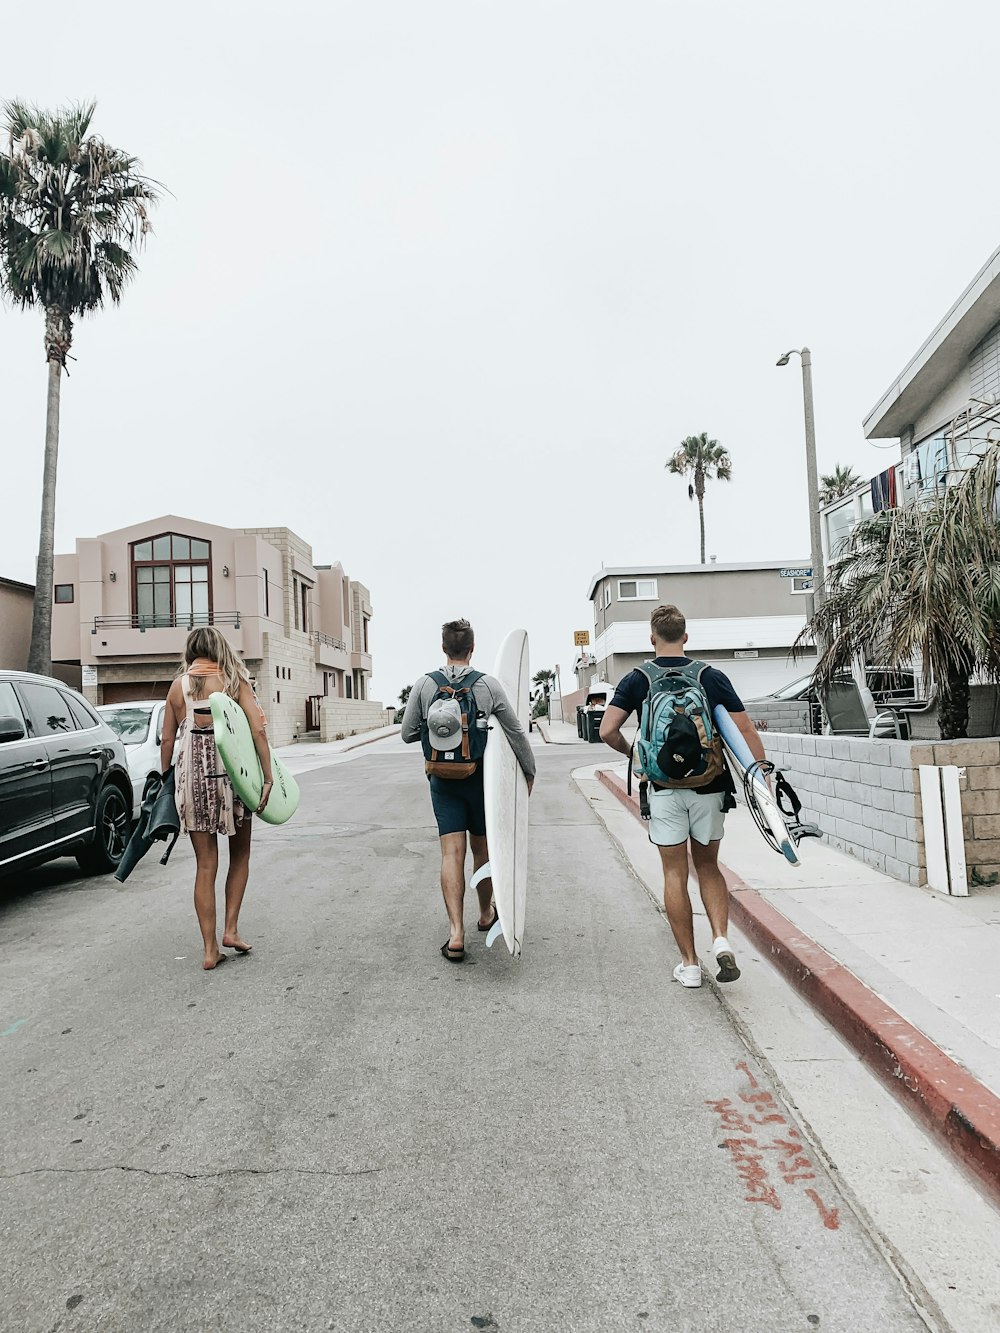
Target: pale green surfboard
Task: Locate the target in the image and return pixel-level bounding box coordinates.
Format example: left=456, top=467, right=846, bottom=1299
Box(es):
left=209, top=692, right=300, bottom=826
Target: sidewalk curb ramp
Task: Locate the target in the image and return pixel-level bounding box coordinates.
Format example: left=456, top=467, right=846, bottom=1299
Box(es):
left=595, top=765, right=1000, bottom=1209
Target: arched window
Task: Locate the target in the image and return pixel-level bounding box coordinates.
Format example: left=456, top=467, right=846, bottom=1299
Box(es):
left=131, top=533, right=213, bottom=628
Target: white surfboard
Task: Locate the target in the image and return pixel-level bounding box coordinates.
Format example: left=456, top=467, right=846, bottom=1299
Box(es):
left=714, top=705, right=798, bottom=865
left=471, top=628, right=530, bottom=957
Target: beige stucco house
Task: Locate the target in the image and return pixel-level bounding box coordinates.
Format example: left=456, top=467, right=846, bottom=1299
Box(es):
left=0, top=576, right=34, bottom=673
left=50, top=515, right=382, bottom=746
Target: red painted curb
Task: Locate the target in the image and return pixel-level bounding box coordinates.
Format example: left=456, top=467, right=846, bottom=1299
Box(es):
left=595, top=765, right=1000, bottom=1206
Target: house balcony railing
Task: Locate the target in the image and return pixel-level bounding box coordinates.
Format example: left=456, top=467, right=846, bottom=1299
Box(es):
left=91, top=611, right=241, bottom=634
left=313, top=631, right=347, bottom=651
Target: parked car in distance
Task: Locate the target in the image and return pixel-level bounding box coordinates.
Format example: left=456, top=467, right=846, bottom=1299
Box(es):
left=746, top=667, right=918, bottom=734
left=97, top=700, right=167, bottom=817
left=0, top=671, right=133, bottom=878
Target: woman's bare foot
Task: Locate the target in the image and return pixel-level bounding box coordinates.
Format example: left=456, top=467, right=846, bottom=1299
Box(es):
left=222, top=931, right=252, bottom=954
left=203, top=950, right=227, bottom=971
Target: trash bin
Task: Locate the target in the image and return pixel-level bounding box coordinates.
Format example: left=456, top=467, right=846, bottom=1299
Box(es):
left=585, top=708, right=605, bottom=743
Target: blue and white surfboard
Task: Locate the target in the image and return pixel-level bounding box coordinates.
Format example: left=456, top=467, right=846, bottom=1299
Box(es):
left=714, top=706, right=799, bottom=865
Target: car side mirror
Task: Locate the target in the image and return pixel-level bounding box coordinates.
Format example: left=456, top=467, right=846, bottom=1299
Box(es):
left=0, top=715, right=26, bottom=743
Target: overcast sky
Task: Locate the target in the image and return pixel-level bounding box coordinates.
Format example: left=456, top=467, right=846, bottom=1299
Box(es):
left=3, top=0, right=999, bottom=701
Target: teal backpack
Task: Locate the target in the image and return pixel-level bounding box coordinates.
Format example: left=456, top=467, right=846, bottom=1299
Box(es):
left=633, top=660, right=724, bottom=789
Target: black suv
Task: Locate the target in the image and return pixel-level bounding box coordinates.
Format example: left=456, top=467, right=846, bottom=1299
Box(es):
left=0, top=671, right=133, bottom=877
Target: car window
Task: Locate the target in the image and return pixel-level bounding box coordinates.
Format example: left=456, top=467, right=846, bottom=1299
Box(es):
left=100, top=706, right=152, bottom=742
left=17, top=682, right=79, bottom=737
left=64, top=692, right=101, bottom=731
left=0, top=682, right=27, bottom=729
left=772, top=675, right=814, bottom=700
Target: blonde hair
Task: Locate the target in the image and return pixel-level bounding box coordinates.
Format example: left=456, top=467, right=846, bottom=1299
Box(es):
left=178, top=627, right=250, bottom=700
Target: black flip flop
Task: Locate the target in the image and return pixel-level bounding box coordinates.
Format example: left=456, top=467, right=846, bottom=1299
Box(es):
left=477, top=906, right=499, bottom=933
left=441, top=941, right=465, bottom=963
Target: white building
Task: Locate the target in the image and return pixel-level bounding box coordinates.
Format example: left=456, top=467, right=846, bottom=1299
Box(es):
left=584, top=561, right=816, bottom=700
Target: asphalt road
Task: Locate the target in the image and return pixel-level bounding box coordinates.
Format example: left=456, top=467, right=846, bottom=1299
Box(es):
left=0, top=737, right=927, bottom=1333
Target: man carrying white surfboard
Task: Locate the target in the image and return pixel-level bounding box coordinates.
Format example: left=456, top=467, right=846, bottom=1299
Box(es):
left=599, top=604, right=768, bottom=988
left=400, top=619, right=535, bottom=963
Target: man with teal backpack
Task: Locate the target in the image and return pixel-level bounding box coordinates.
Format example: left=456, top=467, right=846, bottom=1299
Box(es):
left=600, top=604, right=768, bottom=989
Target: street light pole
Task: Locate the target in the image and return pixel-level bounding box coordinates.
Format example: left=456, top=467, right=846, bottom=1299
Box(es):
left=777, top=347, right=825, bottom=618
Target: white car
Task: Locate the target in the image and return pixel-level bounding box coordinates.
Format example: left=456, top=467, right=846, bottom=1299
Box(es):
left=96, top=701, right=167, bottom=818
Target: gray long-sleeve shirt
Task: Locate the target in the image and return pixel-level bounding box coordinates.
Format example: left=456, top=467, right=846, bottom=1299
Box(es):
left=401, top=668, right=536, bottom=780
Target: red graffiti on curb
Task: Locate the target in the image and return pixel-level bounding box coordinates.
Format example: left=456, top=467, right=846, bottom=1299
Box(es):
left=706, top=1066, right=841, bottom=1229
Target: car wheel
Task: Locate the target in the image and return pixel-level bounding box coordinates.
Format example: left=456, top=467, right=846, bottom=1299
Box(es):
left=76, top=785, right=131, bottom=875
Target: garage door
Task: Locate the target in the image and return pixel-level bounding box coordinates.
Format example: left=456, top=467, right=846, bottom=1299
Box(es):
left=714, top=658, right=812, bottom=702
left=100, top=682, right=171, bottom=705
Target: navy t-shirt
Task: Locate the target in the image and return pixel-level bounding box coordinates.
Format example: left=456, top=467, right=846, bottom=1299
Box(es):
left=610, top=657, right=744, bottom=795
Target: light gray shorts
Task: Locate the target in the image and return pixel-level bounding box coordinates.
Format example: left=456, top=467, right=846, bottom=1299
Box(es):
left=647, top=787, right=726, bottom=847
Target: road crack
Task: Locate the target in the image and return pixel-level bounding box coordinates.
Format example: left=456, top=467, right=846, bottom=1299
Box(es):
left=1, top=1163, right=383, bottom=1182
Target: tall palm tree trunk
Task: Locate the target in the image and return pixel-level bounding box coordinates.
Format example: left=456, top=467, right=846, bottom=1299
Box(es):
left=696, top=467, right=706, bottom=564
left=28, top=307, right=71, bottom=676
left=697, top=496, right=706, bottom=563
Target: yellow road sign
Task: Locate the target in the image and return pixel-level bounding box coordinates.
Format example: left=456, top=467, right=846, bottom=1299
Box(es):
left=573, top=630, right=590, bottom=646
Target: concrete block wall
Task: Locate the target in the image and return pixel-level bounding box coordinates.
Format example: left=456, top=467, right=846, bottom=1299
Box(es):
left=934, top=740, right=1000, bottom=885
left=762, top=734, right=926, bottom=886
left=320, top=698, right=390, bottom=742
left=762, top=734, right=1000, bottom=887
left=745, top=698, right=810, bottom=734
left=258, top=631, right=316, bottom=747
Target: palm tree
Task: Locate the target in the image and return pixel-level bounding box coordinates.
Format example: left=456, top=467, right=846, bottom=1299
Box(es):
left=398, top=684, right=412, bottom=708
left=532, top=668, right=555, bottom=716
left=798, top=442, right=1000, bottom=739
left=818, top=463, right=862, bottom=506
left=0, top=101, right=160, bottom=674
left=666, top=433, right=733, bottom=564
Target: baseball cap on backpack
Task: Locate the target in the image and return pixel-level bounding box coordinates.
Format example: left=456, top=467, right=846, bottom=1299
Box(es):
left=426, top=696, right=464, bottom=750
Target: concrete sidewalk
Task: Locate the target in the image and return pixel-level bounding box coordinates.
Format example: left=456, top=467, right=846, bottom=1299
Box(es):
left=595, top=760, right=1000, bottom=1207
left=536, top=718, right=600, bottom=745
left=274, top=725, right=401, bottom=775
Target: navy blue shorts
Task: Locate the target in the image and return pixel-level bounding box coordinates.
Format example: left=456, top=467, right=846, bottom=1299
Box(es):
left=429, top=768, right=486, bottom=837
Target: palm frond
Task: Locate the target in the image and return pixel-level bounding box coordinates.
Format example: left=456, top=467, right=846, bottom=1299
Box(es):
left=800, top=442, right=1000, bottom=716
left=0, top=99, right=160, bottom=335
left=665, top=431, right=733, bottom=483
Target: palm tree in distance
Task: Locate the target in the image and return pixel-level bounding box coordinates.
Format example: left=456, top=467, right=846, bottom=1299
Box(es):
left=0, top=101, right=160, bottom=673
left=666, top=433, right=733, bottom=564
left=532, top=668, right=555, bottom=716
left=818, top=463, right=863, bottom=506
left=798, top=442, right=1000, bottom=739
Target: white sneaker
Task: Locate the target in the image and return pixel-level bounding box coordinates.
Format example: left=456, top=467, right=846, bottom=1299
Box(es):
left=713, top=936, right=741, bottom=983
left=673, top=962, right=703, bottom=988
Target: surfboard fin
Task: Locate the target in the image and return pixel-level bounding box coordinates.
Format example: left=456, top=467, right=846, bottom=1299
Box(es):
left=793, top=821, right=824, bottom=841
left=470, top=861, right=492, bottom=890
left=485, top=921, right=504, bottom=949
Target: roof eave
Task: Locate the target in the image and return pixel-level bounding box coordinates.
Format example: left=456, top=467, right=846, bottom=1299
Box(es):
left=864, top=244, right=1000, bottom=440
